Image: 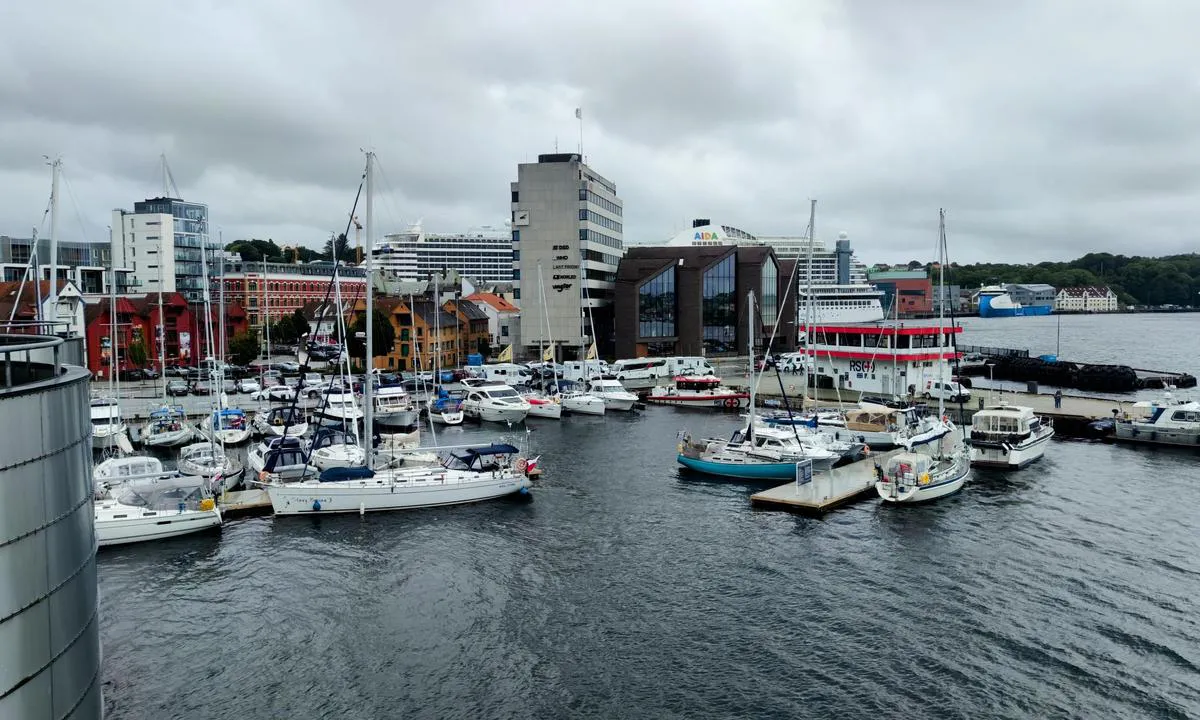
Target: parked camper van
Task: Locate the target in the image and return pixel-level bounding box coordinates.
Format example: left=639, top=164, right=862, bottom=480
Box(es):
left=663, top=356, right=716, bottom=377
left=611, top=358, right=669, bottom=382
left=560, top=360, right=610, bottom=383
left=924, top=379, right=971, bottom=403
left=479, top=363, right=533, bottom=385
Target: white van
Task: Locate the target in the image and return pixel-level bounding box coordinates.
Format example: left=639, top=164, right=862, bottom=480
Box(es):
left=610, top=358, right=669, bottom=382
left=924, top=379, right=971, bottom=403
left=663, top=356, right=716, bottom=377
left=561, top=360, right=610, bottom=383
left=480, top=363, right=533, bottom=385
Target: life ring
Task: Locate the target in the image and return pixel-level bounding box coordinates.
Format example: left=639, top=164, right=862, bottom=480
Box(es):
left=723, top=398, right=737, bottom=408
left=515, top=457, right=527, bottom=472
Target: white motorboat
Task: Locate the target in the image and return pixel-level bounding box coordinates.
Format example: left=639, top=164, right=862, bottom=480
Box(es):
left=1114, top=394, right=1200, bottom=448
left=522, top=391, right=563, bottom=419
left=461, top=382, right=531, bottom=423
left=585, top=378, right=638, bottom=412
left=646, top=376, right=750, bottom=410
left=198, top=407, right=253, bottom=446
left=253, top=405, right=309, bottom=438
left=313, top=391, right=364, bottom=427
left=560, top=390, right=606, bottom=415
left=94, top=475, right=222, bottom=547
left=248, top=435, right=319, bottom=483
left=874, top=444, right=969, bottom=503
left=177, top=441, right=245, bottom=492
left=427, top=390, right=465, bottom=425
left=803, top=404, right=949, bottom=450
left=969, top=402, right=1054, bottom=469
left=309, top=427, right=367, bottom=471
left=141, top=405, right=194, bottom=448
left=374, top=385, right=420, bottom=432
left=266, top=443, right=533, bottom=515
left=90, top=398, right=129, bottom=450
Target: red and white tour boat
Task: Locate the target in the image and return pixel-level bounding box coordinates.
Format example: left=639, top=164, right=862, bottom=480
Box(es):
left=646, top=376, right=750, bottom=410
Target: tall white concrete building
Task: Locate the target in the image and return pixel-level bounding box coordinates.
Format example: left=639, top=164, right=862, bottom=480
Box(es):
left=110, top=197, right=221, bottom=302
left=374, top=223, right=512, bottom=283
left=510, top=153, right=623, bottom=358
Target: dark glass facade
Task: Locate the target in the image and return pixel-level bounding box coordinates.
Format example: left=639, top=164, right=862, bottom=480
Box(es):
left=702, top=254, right=736, bottom=354
left=638, top=266, right=675, bottom=337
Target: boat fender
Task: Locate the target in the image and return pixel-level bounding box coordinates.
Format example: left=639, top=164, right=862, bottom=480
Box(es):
left=919, top=473, right=931, bottom=486
left=516, top=457, right=528, bottom=472
left=312, top=499, right=321, bottom=511
left=199, top=498, right=215, bottom=512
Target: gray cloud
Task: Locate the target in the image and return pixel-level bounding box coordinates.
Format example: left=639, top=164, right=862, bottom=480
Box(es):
left=1, top=0, right=1198, bottom=265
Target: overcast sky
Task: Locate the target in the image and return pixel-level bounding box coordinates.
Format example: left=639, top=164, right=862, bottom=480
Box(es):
left=2, top=0, right=1197, bottom=265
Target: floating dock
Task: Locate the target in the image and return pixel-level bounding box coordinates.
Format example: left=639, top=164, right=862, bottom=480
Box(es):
left=220, top=489, right=272, bottom=517
left=750, top=448, right=904, bottom=514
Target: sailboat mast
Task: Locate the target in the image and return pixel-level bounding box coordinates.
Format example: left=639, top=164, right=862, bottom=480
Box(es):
left=219, top=230, right=226, bottom=362
left=936, top=209, right=946, bottom=420
left=48, top=158, right=62, bottom=324
left=803, top=199, right=816, bottom=410
left=747, top=290, right=757, bottom=442
left=363, top=152, right=375, bottom=453
left=538, top=262, right=560, bottom=394
left=157, top=247, right=167, bottom=404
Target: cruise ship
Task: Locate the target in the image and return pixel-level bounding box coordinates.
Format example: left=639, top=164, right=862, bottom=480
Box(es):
left=665, top=219, right=885, bottom=325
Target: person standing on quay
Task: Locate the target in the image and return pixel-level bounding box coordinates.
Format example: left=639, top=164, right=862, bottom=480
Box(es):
left=1054, top=389, right=1063, bottom=409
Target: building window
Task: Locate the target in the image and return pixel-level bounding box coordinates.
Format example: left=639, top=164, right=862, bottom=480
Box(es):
left=702, top=254, right=736, bottom=355
left=511, top=191, right=519, bottom=203
left=512, top=230, right=519, bottom=244
left=638, top=266, right=676, bottom=338
left=761, top=257, right=778, bottom=327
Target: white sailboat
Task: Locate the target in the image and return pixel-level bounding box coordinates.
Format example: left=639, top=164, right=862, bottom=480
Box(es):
left=267, top=152, right=533, bottom=515
left=143, top=264, right=193, bottom=447
left=522, top=263, right=565, bottom=419
left=93, top=270, right=130, bottom=451
left=876, top=210, right=969, bottom=504
left=94, top=474, right=222, bottom=547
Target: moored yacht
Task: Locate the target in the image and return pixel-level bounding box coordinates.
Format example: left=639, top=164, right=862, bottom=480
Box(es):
left=586, top=377, right=638, bottom=412
left=253, top=405, right=308, bottom=438
left=313, top=391, right=364, bottom=427
left=374, top=385, right=420, bottom=432
left=199, top=407, right=253, bottom=446
left=266, top=443, right=534, bottom=515
left=647, top=376, right=749, bottom=410
left=1114, top=394, right=1200, bottom=448
left=90, top=398, right=129, bottom=450
left=522, top=391, right=563, bottom=419
left=248, top=435, right=318, bottom=483
left=141, top=405, right=193, bottom=448
left=94, top=475, right=222, bottom=547
left=427, top=388, right=465, bottom=425
left=309, top=427, right=367, bottom=471
left=177, top=441, right=245, bottom=492
left=460, top=380, right=531, bottom=423
left=969, top=402, right=1054, bottom=468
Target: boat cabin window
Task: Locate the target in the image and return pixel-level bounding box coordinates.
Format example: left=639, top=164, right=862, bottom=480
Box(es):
left=1171, top=410, right=1200, bottom=422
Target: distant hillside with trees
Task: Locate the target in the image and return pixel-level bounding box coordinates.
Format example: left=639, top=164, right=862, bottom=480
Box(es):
left=891, top=253, right=1200, bottom=306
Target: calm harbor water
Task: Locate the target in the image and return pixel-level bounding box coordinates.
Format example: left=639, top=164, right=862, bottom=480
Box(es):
left=100, top=368, right=1200, bottom=718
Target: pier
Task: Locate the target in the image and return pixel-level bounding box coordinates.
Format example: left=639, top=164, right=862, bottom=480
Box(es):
left=750, top=448, right=904, bottom=514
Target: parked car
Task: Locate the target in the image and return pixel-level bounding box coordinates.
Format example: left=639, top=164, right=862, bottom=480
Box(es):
left=236, top=378, right=261, bottom=394
left=277, top=361, right=301, bottom=374
left=192, top=380, right=213, bottom=396
left=186, top=368, right=205, bottom=381
left=221, top=378, right=238, bottom=394
left=166, top=379, right=190, bottom=396
left=924, top=379, right=971, bottom=403
left=164, top=364, right=187, bottom=377
left=142, top=367, right=160, bottom=379
left=251, top=384, right=299, bottom=402
left=261, top=369, right=283, bottom=385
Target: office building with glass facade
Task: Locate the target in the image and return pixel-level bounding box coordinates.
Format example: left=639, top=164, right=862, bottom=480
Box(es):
left=110, top=197, right=223, bottom=303
left=614, top=245, right=793, bottom=359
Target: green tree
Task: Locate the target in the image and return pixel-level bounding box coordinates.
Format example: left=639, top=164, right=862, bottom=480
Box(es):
left=323, top=233, right=355, bottom=263
left=292, top=308, right=311, bottom=341
left=270, top=315, right=299, bottom=345
left=127, top=341, right=149, bottom=369
left=347, top=311, right=395, bottom=368
left=228, top=330, right=260, bottom=366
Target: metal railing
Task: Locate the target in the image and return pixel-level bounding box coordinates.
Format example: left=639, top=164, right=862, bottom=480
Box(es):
left=0, top=333, right=64, bottom=391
